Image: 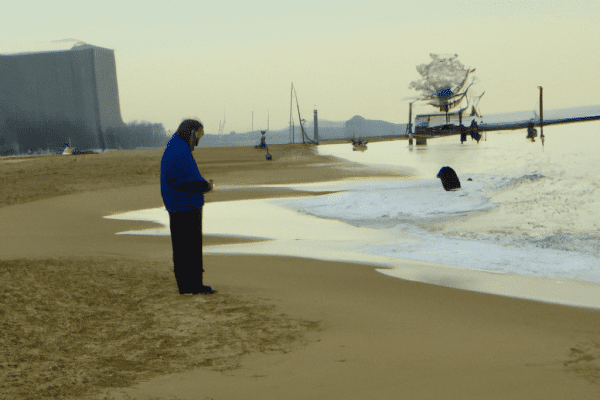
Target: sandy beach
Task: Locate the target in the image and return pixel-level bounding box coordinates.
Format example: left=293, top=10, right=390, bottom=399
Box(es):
left=2, top=143, right=600, bottom=399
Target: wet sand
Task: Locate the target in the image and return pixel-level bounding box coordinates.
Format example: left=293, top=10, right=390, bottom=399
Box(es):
left=1, top=143, right=600, bottom=399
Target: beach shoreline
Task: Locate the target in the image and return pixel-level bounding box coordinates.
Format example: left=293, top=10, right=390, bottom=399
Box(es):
left=2, top=144, right=600, bottom=399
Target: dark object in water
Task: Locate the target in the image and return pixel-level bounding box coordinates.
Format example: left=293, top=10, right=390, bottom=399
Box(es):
left=467, top=178, right=473, bottom=181
left=437, top=166, right=461, bottom=191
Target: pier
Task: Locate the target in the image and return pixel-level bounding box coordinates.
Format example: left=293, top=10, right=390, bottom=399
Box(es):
left=407, top=83, right=600, bottom=144
left=409, top=114, right=600, bottom=145
left=479, top=114, right=600, bottom=132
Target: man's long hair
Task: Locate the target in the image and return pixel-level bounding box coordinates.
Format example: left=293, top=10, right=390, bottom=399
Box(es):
left=176, top=119, right=203, bottom=143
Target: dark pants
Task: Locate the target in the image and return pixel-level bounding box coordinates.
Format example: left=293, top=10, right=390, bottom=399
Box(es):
left=168, top=207, right=204, bottom=294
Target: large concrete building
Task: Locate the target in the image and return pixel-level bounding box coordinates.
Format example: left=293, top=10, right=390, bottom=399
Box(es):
left=0, top=43, right=124, bottom=154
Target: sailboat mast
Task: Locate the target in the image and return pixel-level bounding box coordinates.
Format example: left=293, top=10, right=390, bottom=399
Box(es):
left=294, top=86, right=305, bottom=143
left=290, top=83, right=294, bottom=143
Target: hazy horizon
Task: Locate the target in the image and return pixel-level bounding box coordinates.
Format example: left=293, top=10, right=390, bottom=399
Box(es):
left=2, top=1, right=598, bottom=134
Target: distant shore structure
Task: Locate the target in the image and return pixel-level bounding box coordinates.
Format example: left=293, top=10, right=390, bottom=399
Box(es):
left=407, top=54, right=484, bottom=145
left=412, top=75, right=483, bottom=144
left=0, top=43, right=124, bottom=155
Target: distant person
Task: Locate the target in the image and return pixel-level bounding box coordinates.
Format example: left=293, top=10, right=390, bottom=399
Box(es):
left=437, top=166, right=461, bottom=191
left=527, top=121, right=537, bottom=139
left=469, top=120, right=481, bottom=143
left=256, top=131, right=267, bottom=149
left=460, top=125, right=467, bottom=144
left=160, top=119, right=215, bottom=295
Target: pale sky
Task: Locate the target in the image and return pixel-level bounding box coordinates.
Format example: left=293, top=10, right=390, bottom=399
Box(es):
left=2, top=0, right=599, bottom=134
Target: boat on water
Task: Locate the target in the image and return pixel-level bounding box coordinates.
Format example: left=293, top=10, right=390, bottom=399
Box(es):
left=350, top=133, right=368, bottom=151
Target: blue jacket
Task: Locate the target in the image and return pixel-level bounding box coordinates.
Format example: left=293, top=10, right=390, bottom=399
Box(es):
left=160, top=133, right=208, bottom=212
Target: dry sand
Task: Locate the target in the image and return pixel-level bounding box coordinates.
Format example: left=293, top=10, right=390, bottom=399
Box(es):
left=1, top=142, right=600, bottom=399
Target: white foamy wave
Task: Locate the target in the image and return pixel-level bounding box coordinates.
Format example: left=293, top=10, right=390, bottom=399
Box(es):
left=358, top=224, right=600, bottom=284
left=273, top=177, right=495, bottom=227
left=442, top=159, right=600, bottom=256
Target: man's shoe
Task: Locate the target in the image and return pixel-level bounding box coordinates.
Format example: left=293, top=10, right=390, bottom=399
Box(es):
left=194, top=285, right=216, bottom=295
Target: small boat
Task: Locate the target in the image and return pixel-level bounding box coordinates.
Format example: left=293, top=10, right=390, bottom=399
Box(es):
left=351, top=133, right=368, bottom=151
left=62, top=138, right=73, bottom=155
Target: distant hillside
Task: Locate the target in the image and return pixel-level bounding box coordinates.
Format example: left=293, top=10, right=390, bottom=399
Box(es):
left=196, top=117, right=407, bottom=148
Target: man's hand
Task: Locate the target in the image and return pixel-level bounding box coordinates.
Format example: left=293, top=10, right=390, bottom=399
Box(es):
left=208, top=179, right=214, bottom=191
left=174, top=180, right=213, bottom=193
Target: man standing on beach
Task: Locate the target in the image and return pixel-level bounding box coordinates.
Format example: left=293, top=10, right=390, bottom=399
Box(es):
left=160, top=119, right=215, bottom=295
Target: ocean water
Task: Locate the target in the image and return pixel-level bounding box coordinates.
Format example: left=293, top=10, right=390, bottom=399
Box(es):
left=290, top=120, right=600, bottom=284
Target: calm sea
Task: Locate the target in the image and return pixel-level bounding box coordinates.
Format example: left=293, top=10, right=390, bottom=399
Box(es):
left=295, top=120, right=600, bottom=285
